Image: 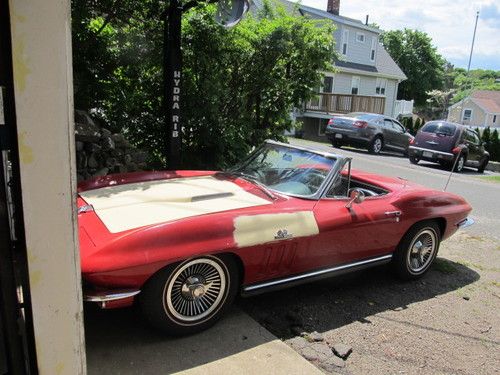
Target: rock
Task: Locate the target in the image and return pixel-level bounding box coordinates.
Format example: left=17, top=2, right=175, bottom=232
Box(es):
left=101, top=135, right=115, bottom=150
left=101, top=128, right=112, bottom=137
left=88, top=154, right=99, bottom=169
left=320, top=356, right=345, bottom=372
left=74, top=111, right=101, bottom=142
left=105, top=157, right=117, bottom=168
left=76, top=152, right=87, bottom=170
left=84, top=142, right=101, bottom=153
left=299, top=347, right=318, bottom=361
left=112, top=133, right=126, bottom=145
left=332, top=343, right=352, bottom=359
left=93, top=167, right=109, bottom=177
left=132, top=151, right=148, bottom=164
left=287, top=336, right=309, bottom=350
left=75, top=141, right=84, bottom=152
left=463, top=296, right=470, bottom=301
left=309, top=331, right=324, bottom=342
left=310, top=342, right=332, bottom=359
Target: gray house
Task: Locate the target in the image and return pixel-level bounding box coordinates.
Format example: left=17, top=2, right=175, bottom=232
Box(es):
left=277, top=0, right=407, bottom=140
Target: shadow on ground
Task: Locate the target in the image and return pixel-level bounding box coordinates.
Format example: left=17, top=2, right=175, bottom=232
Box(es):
left=238, top=258, right=480, bottom=339
left=84, top=305, right=278, bottom=374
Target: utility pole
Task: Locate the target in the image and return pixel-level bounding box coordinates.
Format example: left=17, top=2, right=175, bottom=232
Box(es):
left=458, top=10, right=479, bottom=125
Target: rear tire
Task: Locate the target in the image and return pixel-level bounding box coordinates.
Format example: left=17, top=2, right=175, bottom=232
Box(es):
left=369, top=136, right=383, bottom=154
left=477, top=157, right=489, bottom=173
left=140, top=255, right=239, bottom=336
left=330, top=138, right=342, bottom=148
left=409, top=155, right=419, bottom=164
left=392, top=221, right=441, bottom=280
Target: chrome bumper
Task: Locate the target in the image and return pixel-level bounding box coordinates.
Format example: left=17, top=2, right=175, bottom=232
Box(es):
left=457, top=217, right=474, bottom=229
left=84, top=289, right=140, bottom=308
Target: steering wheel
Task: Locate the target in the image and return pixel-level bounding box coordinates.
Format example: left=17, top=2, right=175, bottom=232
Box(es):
left=347, top=187, right=377, bottom=197
left=300, top=170, right=326, bottom=191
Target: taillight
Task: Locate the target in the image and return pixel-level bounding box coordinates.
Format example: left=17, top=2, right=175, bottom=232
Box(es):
left=409, top=138, right=415, bottom=144
left=353, top=120, right=368, bottom=128
left=327, top=118, right=335, bottom=125
left=452, top=147, right=461, bottom=154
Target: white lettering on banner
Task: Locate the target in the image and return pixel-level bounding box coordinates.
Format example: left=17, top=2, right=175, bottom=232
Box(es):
left=172, top=70, right=181, bottom=133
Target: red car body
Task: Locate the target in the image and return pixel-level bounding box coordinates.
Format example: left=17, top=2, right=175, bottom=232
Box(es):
left=78, top=146, right=472, bottom=312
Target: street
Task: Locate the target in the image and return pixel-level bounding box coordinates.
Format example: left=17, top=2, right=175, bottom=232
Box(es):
left=289, top=137, right=500, bottom=240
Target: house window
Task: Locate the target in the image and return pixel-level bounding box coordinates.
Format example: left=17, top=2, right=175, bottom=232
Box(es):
left=370, top=37, right=376, bottom=61
left=375, top=78, right=387, bottom=95
left=356, top=32, right=365, bottom=43
left=323, top=76, right=334, bottom=93
left=351, top=76, right=360, bottom=95
left=462, top=108, right=472, bottom=122
left=342, top=30, right=349, bottom=55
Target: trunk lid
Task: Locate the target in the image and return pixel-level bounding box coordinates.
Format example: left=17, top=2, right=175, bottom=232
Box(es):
left=414, top=123, right=460, bottom=152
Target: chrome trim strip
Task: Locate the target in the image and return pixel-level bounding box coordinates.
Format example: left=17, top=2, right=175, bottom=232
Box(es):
left=84, top=289, right=141, bottom=302
left=408, top=146, right=454, bottom=156
left=457, top=217, right=474, bottom=229
left=243, top=254, right=393, bottom=292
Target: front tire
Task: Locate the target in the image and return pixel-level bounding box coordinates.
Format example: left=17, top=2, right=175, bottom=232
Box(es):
left=369, top=136, right=383, bottom=154
left=331, top=139, right=342, bottom=148
left=454, top=154, right=465, bottom=172
left=409, top=155, right=419, bottom=164
left=392, top=221, right=441, bottom=280
left=477, top=157, right=489, bottom=173
left=140, top=255, right=239, bottom=335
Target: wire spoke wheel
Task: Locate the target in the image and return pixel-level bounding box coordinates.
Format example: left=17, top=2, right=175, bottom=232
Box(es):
left=164, top=258, right=227, bottom=324
left=406, top=229, right=437, bottom=274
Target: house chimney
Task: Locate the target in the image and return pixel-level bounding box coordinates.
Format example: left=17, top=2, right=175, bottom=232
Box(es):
left=327, top=0, right=340, bottom=15
left=365, top=15, right=369, bottom=25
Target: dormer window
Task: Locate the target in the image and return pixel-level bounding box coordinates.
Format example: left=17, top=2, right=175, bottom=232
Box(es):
left=356, top=32, right=365, bottom=43
left=342, top=29, right=349, bottom=55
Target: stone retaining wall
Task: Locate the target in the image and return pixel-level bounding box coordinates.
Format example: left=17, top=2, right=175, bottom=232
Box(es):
left=75, top=110, right=149, bottom=182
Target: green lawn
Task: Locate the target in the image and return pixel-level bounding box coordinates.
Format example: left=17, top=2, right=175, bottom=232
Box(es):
left=479, top=175, right=500, bottom=183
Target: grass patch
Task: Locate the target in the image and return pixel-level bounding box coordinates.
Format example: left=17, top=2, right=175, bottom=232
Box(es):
left=479, top=175, right=500, bottom=183
left=433, top=258, right=457, bottom=274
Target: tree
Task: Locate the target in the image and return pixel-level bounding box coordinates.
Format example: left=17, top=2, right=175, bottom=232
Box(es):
left=71, top=0, right=336, bottom=168
left=381, top=29, right=445, bottom=106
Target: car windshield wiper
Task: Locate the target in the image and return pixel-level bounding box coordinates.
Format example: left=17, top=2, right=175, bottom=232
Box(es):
left=221, top=171, right=277, bottom=201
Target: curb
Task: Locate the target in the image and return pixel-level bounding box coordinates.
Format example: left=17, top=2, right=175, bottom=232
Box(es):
left=486, top=161, right=500, bottom=173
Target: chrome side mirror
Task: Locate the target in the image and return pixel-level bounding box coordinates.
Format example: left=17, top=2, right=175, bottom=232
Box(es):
left=345, top=188, right=365, bottom=209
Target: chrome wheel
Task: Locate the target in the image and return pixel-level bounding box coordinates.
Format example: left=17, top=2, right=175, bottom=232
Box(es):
left=164, top=258, right=227, bottom=323
left=455, top=155, right=465, bottom=172
left=406, top=229, right=437, bottom=274
left=370, top=137, right=383, bottom=154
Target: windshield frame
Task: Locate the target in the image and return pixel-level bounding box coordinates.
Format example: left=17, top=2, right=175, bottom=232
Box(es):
left=228, top=140, right=349, bottom=200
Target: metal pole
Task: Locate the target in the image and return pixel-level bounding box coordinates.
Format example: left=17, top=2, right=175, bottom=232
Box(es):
left=458, top=11, right=479, bottom=125
left=444, top=11, right=479, bottom=191
left=164, top=0, right=183, bottom=169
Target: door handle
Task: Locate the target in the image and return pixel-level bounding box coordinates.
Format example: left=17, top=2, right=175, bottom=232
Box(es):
left=385, top=211, right=401, bottom=222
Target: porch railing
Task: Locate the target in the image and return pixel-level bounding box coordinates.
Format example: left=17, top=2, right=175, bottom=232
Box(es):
left=305, top=93, right=386, bottom=115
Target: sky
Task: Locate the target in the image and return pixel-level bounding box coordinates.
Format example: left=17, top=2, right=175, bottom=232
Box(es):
left=300, top=0, right=500, bottom=70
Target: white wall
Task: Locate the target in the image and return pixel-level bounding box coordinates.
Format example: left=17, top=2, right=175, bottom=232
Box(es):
left=9, top=0, right=86, bottom=374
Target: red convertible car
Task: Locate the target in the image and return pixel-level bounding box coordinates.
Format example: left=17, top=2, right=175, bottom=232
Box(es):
left=78, top=141, right=473, bottom=335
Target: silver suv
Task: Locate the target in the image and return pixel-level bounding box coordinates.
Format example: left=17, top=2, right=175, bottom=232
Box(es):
left=325, top=112, right=414, bottom=155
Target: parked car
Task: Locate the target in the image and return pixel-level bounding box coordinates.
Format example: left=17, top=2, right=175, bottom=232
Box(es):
left=78, top=141, right=472, bottom=335
left=408, top=121, right=489, bottom=173
left=324, top=112, right=414, bottom=155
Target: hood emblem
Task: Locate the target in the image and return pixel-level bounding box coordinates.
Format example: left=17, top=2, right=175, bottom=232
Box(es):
left=426, top=141, right=439, bottom=145
left=275, top=229, right=293, bottom=240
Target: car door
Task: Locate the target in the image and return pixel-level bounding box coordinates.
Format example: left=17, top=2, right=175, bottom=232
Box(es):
left=298, top=194, right=406, bottom=272
left=382, top=118, right=398, bottom=150
left=391, top=120, right=409, bottom=152
left=464, top=130, right=481, bottom=166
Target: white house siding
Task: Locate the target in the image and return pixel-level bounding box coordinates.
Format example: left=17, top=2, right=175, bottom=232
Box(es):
left=338, top=25, right=378, bottom=66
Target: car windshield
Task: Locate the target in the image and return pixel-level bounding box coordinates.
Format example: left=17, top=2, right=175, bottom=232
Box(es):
left=421, top=122, right=457, bottom=136
left=230, top=143, right=336, bottom=197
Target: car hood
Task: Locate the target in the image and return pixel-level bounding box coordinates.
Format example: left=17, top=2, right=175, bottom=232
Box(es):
left=79, top=175, right=272, bottom=233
